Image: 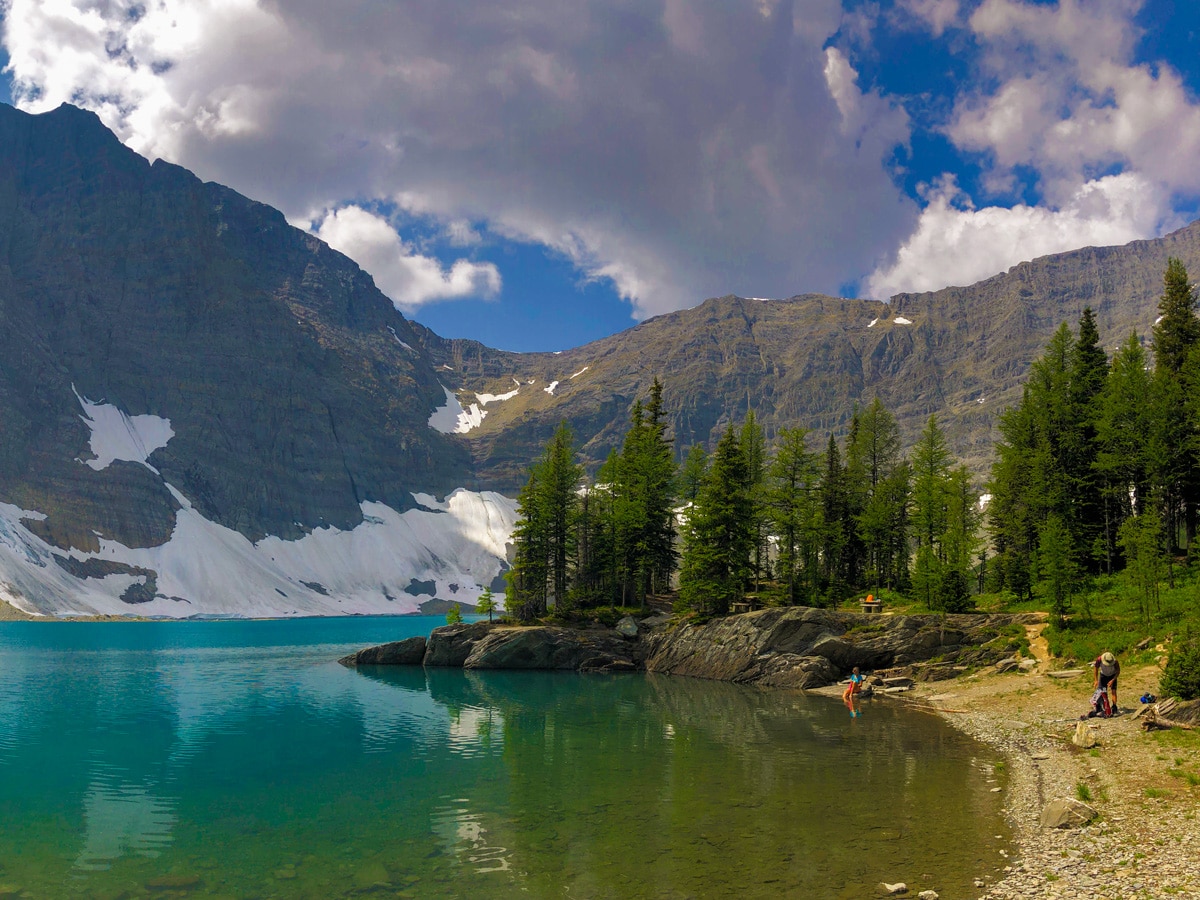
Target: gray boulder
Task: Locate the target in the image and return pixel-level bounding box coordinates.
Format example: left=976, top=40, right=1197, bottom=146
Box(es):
left=464, top=626, right=641, bottom=671
left=1040, top=798, right=1098, bottom=829
left=423, top=622, right=496, bottom=666
left=339, top=636, right=426, bottom=666
left=616, top=616, right=639, bottom=639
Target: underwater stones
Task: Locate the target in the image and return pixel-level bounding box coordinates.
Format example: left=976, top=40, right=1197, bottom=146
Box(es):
left=878, top=882, right=907, bottom=894
left=144, top=874, right=201, bottom=890
left=354, top=860, right=391, bottom=888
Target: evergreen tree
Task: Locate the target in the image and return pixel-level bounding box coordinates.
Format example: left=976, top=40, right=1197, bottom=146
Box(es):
left=544, top=421, right=582, bottom=610
left=1094, top=333, right=1153, bottom=567
left=740, top=411, right=769, bottom=592
left=1037, top=514, right=1077, bottom=626
left=613, top=380, right=678, bottom=605
left=1152, top=258, right=1200, bottom=374
left=642, top=380, right=679, bottom=596
left=940, top=465, right=980, bottom=612
left=909, top=415, right=977, bottom=611
left=505, top=421, right=581, bottom=620
left=819, top=434, right=851, bottom=603
left=1118, top=512, right=1164, bottom=623
left=475, top=587, right=496, bottom=622
left=506, top=466, right=549, bottom=620
left=679, top=443, right=708, bottom=505
left=988, top=322, right=1084, bottom=598
left=910, top=414, right=952, bottom=553
left=678, top=426, right=753, bottom=617
left=767, top=427, right=822, bottom=605
left=851, top=398, right=908, bottom=591
left=1068, top=308, right=1109, bottom=570
left=1150, top=258, right=1200, bottom=552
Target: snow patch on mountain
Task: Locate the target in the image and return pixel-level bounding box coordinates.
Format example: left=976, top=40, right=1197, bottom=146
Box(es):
left=0, top=487, right=519, bottom=618
left=386, top=326, right=414, bottom=352
left=569, top=367, right=589, bottom=379
left=75, top=389, right=174, bottom=473
left=868, top=318, right=879, bottom=328
left=428, top=385, right=486, bottom=434
left=894, top=316, right=913, bottom=325
left=544, top=381, right=559, bottom=395
left=475, top=388, right=519, bottom=404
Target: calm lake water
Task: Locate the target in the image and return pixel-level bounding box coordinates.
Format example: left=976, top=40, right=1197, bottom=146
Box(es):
left=0, top=618, right=1009, bottom=898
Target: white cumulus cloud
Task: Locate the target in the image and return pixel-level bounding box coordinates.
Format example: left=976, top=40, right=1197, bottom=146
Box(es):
left=866, top=172, right=1172, bottom=298
left=1, top=0, right=914, bottom=319
left=315, top=206, right=500, bottom=311
left=872, top=0, right=1200, bottom=298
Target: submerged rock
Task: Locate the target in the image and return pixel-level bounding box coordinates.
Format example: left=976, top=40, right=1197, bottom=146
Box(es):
left=144, top=874, right=201, bottom=890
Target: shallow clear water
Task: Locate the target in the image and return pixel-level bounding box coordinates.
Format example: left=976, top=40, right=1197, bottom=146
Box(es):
left=0, top=619, right=1009, bottom=898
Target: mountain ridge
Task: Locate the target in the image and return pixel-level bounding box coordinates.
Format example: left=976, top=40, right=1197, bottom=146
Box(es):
left=1, top=101, right=1199, bottom=615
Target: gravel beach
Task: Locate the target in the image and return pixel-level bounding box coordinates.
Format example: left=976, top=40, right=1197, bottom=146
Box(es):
left=899, top=646, right=1200, bottom=900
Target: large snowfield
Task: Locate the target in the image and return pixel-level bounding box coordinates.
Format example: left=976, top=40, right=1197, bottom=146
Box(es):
left=0, top=394, right=519, bottom=618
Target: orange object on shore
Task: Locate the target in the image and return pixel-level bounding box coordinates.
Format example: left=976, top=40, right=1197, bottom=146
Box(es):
left=866, top=594, right=874, bottom=603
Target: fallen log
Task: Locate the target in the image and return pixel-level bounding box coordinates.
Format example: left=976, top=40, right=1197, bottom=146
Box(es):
left=1141, top=713, right=1194, bottom=731
left=1140, top=700, right=1196, bottom=731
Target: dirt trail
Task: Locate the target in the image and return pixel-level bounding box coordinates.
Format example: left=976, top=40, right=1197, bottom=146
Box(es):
left=1024, top=615, right=1051, bottom=670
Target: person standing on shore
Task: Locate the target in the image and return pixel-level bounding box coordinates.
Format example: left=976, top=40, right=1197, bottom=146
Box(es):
left=1093, top=651, right=1120, bottom=713
left=843, top=666, right=863, bottom=717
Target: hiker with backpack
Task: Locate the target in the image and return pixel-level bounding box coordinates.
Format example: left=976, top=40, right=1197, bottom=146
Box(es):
left=1092, top=651, right=1120, bottom=716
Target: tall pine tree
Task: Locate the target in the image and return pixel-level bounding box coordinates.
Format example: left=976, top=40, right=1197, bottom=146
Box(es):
left=767, top=427, right=822, bottom=606
left=678, top=426, right=753, bottom=617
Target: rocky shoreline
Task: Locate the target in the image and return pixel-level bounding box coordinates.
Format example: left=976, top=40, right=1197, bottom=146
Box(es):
left=902, top=659, right=1200, bottom=899
left=341, top=609, right=1200, bottom=899
left=339, top=607, right=1039, bottom=684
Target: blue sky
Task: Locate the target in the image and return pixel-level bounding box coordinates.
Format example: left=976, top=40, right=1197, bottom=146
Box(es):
left=3, top=0, right=1200, bottom=351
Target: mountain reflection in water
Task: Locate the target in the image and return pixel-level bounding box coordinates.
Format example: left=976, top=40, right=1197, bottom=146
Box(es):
left=0, top=619, right=1009, bottom=898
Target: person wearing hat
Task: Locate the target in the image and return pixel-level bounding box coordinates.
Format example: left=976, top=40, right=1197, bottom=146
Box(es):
left=1093, top=651, right=1120, bottom=713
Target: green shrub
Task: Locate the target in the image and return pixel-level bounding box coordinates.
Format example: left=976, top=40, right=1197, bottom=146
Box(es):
left=1160, top=639, right=1200, bottom=701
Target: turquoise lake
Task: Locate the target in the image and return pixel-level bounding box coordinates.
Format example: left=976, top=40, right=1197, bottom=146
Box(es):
left=0, top=618, right=1010, bottom=898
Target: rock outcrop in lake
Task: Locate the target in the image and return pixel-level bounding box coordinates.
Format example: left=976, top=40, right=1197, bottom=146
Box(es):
left=643, top=608, right=1038, bottom=688
left=342, top=608, right=1037, bottom=687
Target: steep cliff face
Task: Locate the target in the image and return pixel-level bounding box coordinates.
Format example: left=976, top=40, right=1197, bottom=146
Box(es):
left=0, top=104, right=505, bottom=616
left=0, top=103, right=471, bottom=551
